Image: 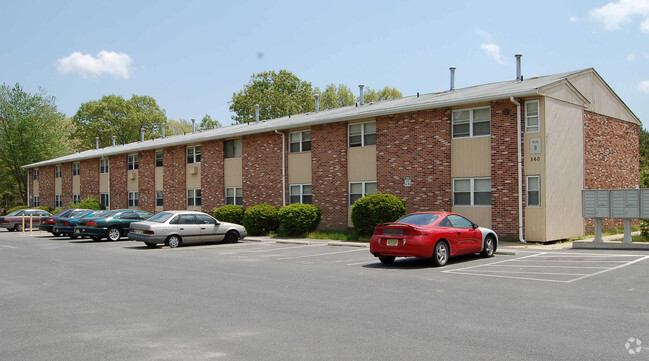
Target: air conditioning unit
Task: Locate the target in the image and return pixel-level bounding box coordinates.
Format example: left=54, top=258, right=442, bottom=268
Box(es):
left=190, top=166, right=198, bottom=175
left=130, top=172, right=137, bottom=180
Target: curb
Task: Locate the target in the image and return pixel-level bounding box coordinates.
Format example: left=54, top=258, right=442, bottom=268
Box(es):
left=495, top=249, right=518, bottom=256
left=276, top=239, right=311, bottom=245
left=328, top=241, right=369, bottom=248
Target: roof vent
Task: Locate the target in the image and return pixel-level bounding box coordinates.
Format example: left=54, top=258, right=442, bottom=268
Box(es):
left=112, top=135, right=116, bottom=146
left=95, top=137, right=99, bottom=150
left=191, top=118, right=196, bottom=134
left=449, top=66, right=456, bottom=91
left=255, top=104, right=259, bottom=124
left=515, top=53, right=522, bottom=81
left=359, top=84, right=365, bottom=105
left=314, top=94, right=320, bottom=113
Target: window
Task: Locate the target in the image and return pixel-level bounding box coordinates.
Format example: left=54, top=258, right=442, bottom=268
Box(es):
left=527, top=176, right=540, bottom=206
left=447, top=214, right=475, bottom=229
left=348, top=122, right=376, bottom=147
left=55, top=194, right=62, bottom=208
left=73, top=194, right=80, bottom=203
left=196, top=214, right=217, bottom=225
left=55, top=165, right=62, bottom=178
left=452, top=107, right=491, bottom=138
left=187, top=189, right=201, bottom=207
left=155, top=151, right=163, bottom=167
left=33, top=195, right=39, bottom=207
left=226, top=187, right=243, bottom=206
left=525, top=100, right=540, bottom=133
left=100, top=158, right=109, bottom=174
left=127, top=154, right=138, bottom=170
left=290, top=130, right=311, bottom=153
left=100, top=193, right=110, bottom=209
left=156, top=190, right=163, bottom=207
left=72, top=162, right=80, bottom=176
left=33, top=169, right=39, bottom=181
left=187, top=145, right=201, bottom=164
left=225, top=139, right=242, bottom=158
left=349, top=181, right=377, bottom=206
left=128, top=191, right=139, bottom=207
left=290, top=184, right=312, bottom=204
left=453, top=178, right=492, bottom=206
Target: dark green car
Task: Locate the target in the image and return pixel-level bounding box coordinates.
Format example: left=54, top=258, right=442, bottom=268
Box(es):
left=73, top=209, right=153, bottom=241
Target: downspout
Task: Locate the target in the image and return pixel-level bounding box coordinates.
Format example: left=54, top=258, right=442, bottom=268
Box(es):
left=106, top=157, right=111, bottom=210
left=26, top=171, right=30, bottom=207
left=510, top=96, right=526, bottom=243
left=274, top=130, right=286, bottom=207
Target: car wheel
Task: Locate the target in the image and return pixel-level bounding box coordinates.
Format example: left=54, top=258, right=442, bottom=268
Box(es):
left=165, top=235, right=181, bottom=248
left=14, top=224, right=22, bottom=232
left=481, top=235, right=496, bottom=258
left=52, top=232, right=61, bottom=237
left=432, top=241, right=449, bottom=267
left=91, top=236, right=101, bottom=241
left=7, top=227, right=15, bottom=232
left=69, top=234, right=79, bottom=240
left=107, top=227, right=121, bottom=242
left=378, top=255, right=395, bottom=264
left=144, top=242, right=157, bottom=248
left=224, top=230, right=239, bottom=243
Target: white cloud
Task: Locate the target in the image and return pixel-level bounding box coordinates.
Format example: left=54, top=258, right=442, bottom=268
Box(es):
left=638, top=80, right=649, bottom=93
left=628, top=53, right=637, bottom=62
left=57, top=51, right=133, bottom=79
left=588, top=0, right=649, bottom=31
left=475, top=29, right=492, bottom=41
left=480, top=43, right=506, bottom=65
left=569, top=16, right=581, bottom=22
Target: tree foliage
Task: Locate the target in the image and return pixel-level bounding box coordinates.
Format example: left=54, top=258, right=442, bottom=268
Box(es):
left=316, top=84, right=356, bottom=111
left=363, top=86, right=403, bottom=103
left=230, top=70, right=315, bottom=123
left=0, top=83, right=69, bottom=202
left=72, top=94, right=167, bottom=150
left=199, top=114, right=221, bottom=131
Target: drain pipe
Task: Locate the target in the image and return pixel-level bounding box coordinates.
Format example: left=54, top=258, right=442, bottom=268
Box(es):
left=510, top=96, right=526, bottom=243
left=274, top=130, right=286, bottom=206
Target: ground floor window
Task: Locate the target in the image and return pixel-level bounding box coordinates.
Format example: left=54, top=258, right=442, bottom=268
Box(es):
left=349, top=181, right=377, bottom=206
left=289, top=184, right=312, bottom=204
left=453, top=178, right=491, bottom=206
left=100, top=193, right=110, bottom=209
left=226, top=187, right=243, bottom=206
left=55, top=194, right=62, bottom=208
left=33, top=195, right=39, bottom=207
left=156, top=191, right=163, bottom=207
left=527, top=175, right=540, bottom=206
left=128, top=191, right=139, bottom=207
left=73, top=194, right=80, bottom=203
left=187, top=189, right=201, bottom=207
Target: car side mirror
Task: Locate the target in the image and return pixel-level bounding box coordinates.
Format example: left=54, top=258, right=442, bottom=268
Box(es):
left=472, top=223, right=479, bottom=230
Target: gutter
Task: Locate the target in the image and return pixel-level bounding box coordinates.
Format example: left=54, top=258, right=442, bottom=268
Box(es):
left=510, top=96, right=526, bottom=243
left=274, top=130, right=286, bottom=207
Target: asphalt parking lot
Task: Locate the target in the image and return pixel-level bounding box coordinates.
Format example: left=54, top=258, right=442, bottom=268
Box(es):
left=2, top=231, right=649, bottom=360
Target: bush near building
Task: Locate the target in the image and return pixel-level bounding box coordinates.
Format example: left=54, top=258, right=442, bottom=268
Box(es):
left=278, top=203, right=321, bottom=236
left=351, top=193, right=406, bottom=237
left=213, top=205, right=245, bottom=225
left=67, top=196, right=104, bottom=211
left=242, top=204, right=279, bottom=236
left=6, top=205, right=53, bottom=214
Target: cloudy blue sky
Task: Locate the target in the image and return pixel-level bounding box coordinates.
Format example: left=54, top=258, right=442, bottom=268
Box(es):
left=2, top=0, right=649, bottom=126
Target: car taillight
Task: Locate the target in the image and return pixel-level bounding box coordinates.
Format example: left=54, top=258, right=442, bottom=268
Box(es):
left=373, top=228, right=383, bottom=235
left=144, top=230, right=154, bottom=235
left=44, top=219, right=55, bottom=224
left=85, top=221, right=98, bottom=226
left=64, top=221, right=71, bottom=226
left=404, top=229, right=420, bottom=236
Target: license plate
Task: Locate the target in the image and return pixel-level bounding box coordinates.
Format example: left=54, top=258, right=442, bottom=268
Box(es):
left=387, top=239, right=399, bottom=246
left=75, top=229, right=81, bottom=234
left=134, top=229, right=143, bottom=234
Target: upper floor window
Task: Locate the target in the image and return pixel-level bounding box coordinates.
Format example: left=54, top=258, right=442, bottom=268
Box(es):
left=453, top=178, right=491, bottom=206
left=349, top=181, right=377, bottom=206
left=525, top=100, right=540, bottom=133
left=187, top=145, right=201, bottom=164
left=33, top=169, right=39, bottom=181
left=349, top=121, right=376, bottom=147
left=290, top=130, right=311, bottom=153
left=72, top=162, right=80, bottom=176
left=100, top=158, right=109, bottom=174
left=225, top=139, right=242, bottom=158
left=155, top=150, right=163, bottom=167
left=290, top=184, right=312, bottom=204
left=128, top=154, right=138, bottom=170
left=452, top=107, right=491, bottom=138
left=55, top=165, right=62, bottom=178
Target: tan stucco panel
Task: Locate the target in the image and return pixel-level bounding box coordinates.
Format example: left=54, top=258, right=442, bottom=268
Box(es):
left=99, top=173, right=109, bottom=193
left=72, top=176, right=80, bottom=195
left=452, top=207, right=492, bottom=228
left=348, top=146, right=377, bottom=182
left=155, top=167, right=163, bottom=191
left=523, top=98, right=546, bottom=241
left=224, top=158, right=242, bottom=187
left=127, top=170, right=138, bottom=191
left=451, top=137, right=490, bottom=177
left=288, top=152, right=312, bottom=184
left=186, top=164, right=201, bottom=189
left=33, top=181, right=39, bottom=195
left=55, top=178, right=62, bottom=195
left=568, top=71, right=640, bottom=124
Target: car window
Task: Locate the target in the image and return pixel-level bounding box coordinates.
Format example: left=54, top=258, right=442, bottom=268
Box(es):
left=58, top=209, right=74, bottom=217
left=438, top=217, right=453, bottom=228
left=70, top=210, right=89, bottom=218
left=119, top=211, right=139, bottom=219
left=396, top=213, right=439, bottom=226
left=25, top=210, right=36, bottom=216
left=136, top=211, right=153, bottom=219
left=37, top=211, right=50, bottom=216
left=7, top=210, right=22, bottom=216
left=177, top=215, right=197, bottom=224
left=196, top=214, right=217, bottom=225
left=148, top=212, right=175, bottom=223
left=447, top=215, right=474, bottom=229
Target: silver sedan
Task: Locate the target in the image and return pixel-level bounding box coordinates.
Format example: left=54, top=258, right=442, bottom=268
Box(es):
left=128, top=210, right=247, bottom=248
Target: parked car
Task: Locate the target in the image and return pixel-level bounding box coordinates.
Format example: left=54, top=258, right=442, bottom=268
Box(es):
left=128, top=210, right=247, bottom=248
left=53, top=209, right=104, bottom=239
left=74, top=209, right=153, bottom=241
left=39, top=208, right=77, bottom=235
left=0, top=209, right=52, bottom=232
left=369, top=212, right=498, bottom=267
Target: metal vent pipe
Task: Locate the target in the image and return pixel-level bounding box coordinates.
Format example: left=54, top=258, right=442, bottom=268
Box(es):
left=162, top=125, right=166, bottom=138
left=449, top=66, right=456, bottom=91
left=255, top=104, right=259, bottom=123
left=314, top=94, right=320, bottom=113
left=191, top=118, right=196, bottom=133
left=95, top=137, right=99, bottom=150
left=359, top=84, right=365, bottom=105
left=140, top=127, right=144, bottom=141
left=515, top=53, right=522, bottom=81
left=112, top=135, right=116, bottom=146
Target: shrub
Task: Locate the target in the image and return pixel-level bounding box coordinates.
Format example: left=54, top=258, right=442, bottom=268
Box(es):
left=641, top=219, right=649, bottom=240
left=214, top=205, right=245, bottom=225
left=278, top=203, right=321, bottom=236
left=67, top=196, right=104, bottom=210
left=242, top=204, right=279, bottom=236
left=37, top=206, right=54, bottom=213
left=7, top=205, right=28, bottom=214
left=351, top=193, right=406, bottom=237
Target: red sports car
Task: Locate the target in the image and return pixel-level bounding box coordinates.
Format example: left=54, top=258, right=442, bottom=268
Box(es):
left=369, top=212, right=498, bottom=266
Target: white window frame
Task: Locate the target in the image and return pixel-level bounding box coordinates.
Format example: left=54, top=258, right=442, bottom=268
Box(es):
left=100, top=158, right=109, bottom=174
left=289, top=130, right=312, bottom=153
left=225, top=187, right=243, bottom=206
left=155, top=150, right=163, bottom=167
left=73, top=194, right=81, bottom=203
left=72, top=162, right=80, bottom=176
left=187, top=189, right=202, bottom=207
left=155, top=190, right=163, bottom=207
left=33, top=169, right=39, bottom=181
left=128, top=191, right=139, bottom=207
left=55, top=165, right=62, bottom=178
left=525, top=100, right=540, bottom=133
left=348, top=121, right=376, bottom=147
left=127, top=154, right=139, bottom=171
left=453, top=177, right=492, bottom=206
left=452, top=106, right=491, bottom=139
left=187, top=145, right=201, bottom=164
left=224, top=139, right=242, bottom=158
left=349, top=181, right=377, bottom=206
left=100, top=193, right=110, bottom=209
left=55, top=194, right=62, bottom=208
left=526, top=175, right=541, bottom=207
left=289, top=184, right=312, bottom=204
left=33, top=195, right=39, bottom=207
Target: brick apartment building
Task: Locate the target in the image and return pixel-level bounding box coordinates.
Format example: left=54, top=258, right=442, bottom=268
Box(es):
left=23, top=67, right=640, bottom=242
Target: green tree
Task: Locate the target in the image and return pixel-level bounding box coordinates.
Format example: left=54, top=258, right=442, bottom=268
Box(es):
left=0, top=83, right=69, bottom=201
left=362, top=86, right=403, bottom=103
left=316, top=84, right=356, bottom=111
left=198, top=114, right=221, bottom=131
left=72, top=94, right=167, bottom=150
left=230, top=70, right=315, bottom=123
left=166, top=119, right=193, bottom=136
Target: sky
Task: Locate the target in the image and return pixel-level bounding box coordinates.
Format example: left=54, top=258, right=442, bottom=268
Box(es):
left=2, top=0, right=649, bottom=127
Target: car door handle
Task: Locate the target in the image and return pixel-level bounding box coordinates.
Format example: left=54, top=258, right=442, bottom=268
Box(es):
left=179, top=228, right=184, bottom=230
left=457, top=232, right=462, bottom=235
left=201, top=227, right=206, bottom=230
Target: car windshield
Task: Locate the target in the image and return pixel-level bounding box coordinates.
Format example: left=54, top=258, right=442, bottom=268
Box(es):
left=69, top=210, right=89, bottom=218
left=79, top=210, right=107, bottom=218
left=147, top=212, right=175, bottom=223
left=396, top=213, right=439, bottom=226
left=92, top=210, right=118, bottom=219
left=7, top=210, right=22, bottom=216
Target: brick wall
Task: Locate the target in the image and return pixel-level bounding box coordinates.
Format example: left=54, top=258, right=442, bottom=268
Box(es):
left=201, top=140, right=225, bottom=212
left=61, top=163, right=72, bottom=206
left=109, top=155, right=127, bottom=209
left=40, top=165, right=55, bottom=209
left=162, top=146, right=187, bottom=210
left=584, top=111, right=640, bottom=232
left=80, top=159, right=99, bottom=200
left=138, top=150, right=155, bottom=213
left=377, top=108, right=452, bottom=213
left=312, top=123, right=348, bottom=229
left=242, top=132, right=284, bottom=208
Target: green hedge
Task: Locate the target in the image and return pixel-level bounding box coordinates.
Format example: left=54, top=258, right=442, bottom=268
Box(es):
left=66, top=196, right=104, bottom=210
left=7, top=205, right=28, bottom=214
left=213, top=205, right=245, bottom=225
left=351, top=193, right=406, bottom=237
left=242, top=204, right=279, bottom=236
left=278, top=203, right=321, bottom=236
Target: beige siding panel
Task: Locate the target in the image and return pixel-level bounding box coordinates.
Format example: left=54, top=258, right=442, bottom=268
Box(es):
left=451, top=137, right=490, bottom=177
left=524, top=98, right=546, bottom=242
left=72, top=176, right=80, bottom=195
left=224, top=158, right=242, bottom=187
left=452, top=207, right=492, bottom=228
left=33, top=181, right=39, bottom=195
left=127, top=170, right=138, bottom=191
left=99, top=173, right=109, bottom=193
left=55, top=178, right=62, bottom=195
left=348, top=146, right=377, bottom=182
left=186, top=164, right=201, bottom=189
left=543, top=84, right=586, bottom=107
left=288, top=152, right=312, bottom=184
left=544, top=98, right=584, bottom=241
left=155, top=167, right=163, bottom=191
left=569, top=71, right=639, bottom=124
left=524, top=208, right=545, bottom=242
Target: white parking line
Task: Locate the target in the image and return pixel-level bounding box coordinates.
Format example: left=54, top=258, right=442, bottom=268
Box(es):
left=0, top=245, right=17, bottom=249
left=219, top=244, right=325, bottom=255
left=276, top=248, right=366, bottom=261
left=566, top=255, right=649, bottom=283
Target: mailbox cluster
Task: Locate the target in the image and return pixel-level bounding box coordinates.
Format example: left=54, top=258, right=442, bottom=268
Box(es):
left=582, top=189, right=649, bottom=219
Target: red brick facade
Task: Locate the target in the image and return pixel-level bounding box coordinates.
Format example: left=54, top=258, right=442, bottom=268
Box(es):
left=242, top=132, right=284, bottom=208
left=163, top=146, right=187, bottom=210
left=201, top=140, right=225, bottom=212
left=109, top=155, right=127, bottom=209
left=138, top=150, right=155, bottom=213
left=80, top=159, right=99, bottom=200
left=61, top=163, right=72, bottom=206
left=39, top=165, right=55, bottom=208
